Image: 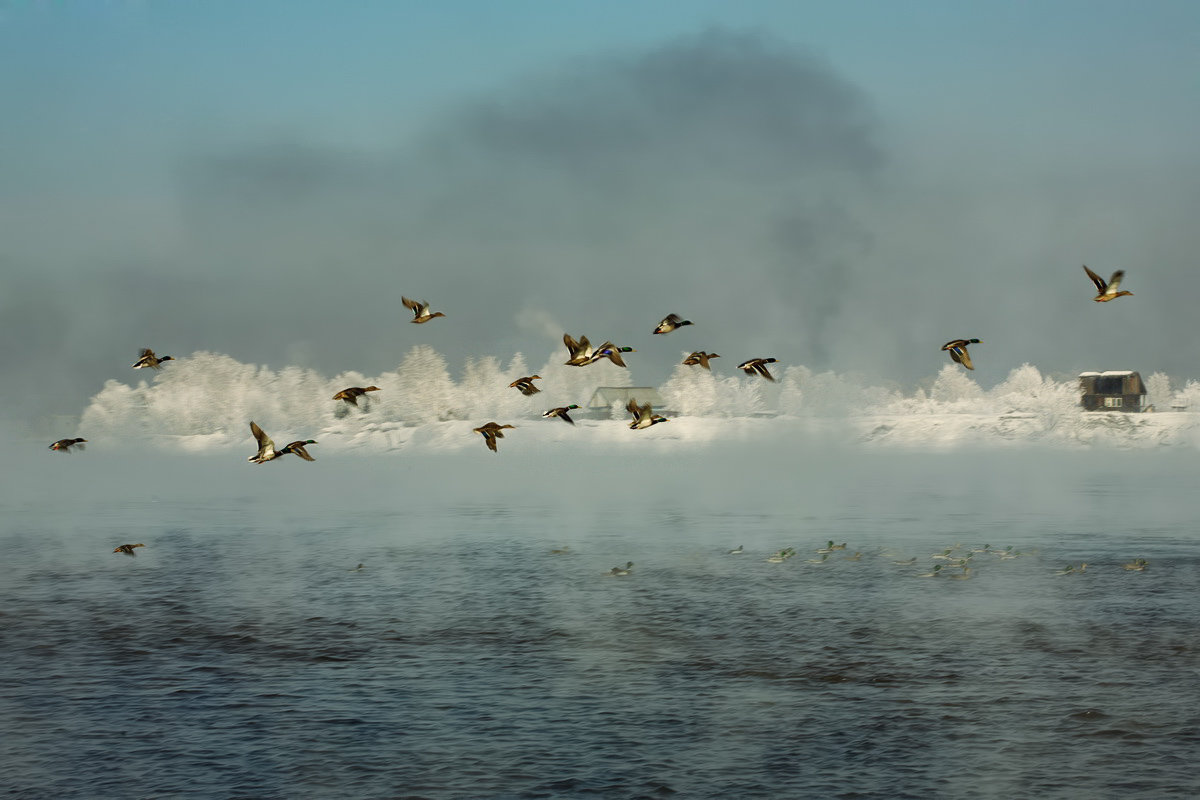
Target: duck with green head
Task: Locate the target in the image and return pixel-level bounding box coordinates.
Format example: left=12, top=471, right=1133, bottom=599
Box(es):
left=543, top=405, right=580, bottom=425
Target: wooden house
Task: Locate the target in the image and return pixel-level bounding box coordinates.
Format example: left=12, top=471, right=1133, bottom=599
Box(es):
left=1079, top=371, right=1147, bottom=412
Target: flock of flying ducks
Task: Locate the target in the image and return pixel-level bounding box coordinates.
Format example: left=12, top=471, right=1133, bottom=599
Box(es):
left=52, top=267, right=1132, bottom=462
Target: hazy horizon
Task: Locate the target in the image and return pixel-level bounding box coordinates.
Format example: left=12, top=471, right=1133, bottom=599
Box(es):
left=4, top=3, right=1200, bottom=425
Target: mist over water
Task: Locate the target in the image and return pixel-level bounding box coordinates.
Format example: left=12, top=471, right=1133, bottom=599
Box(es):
left=3, top=444, right=1199, bottom=797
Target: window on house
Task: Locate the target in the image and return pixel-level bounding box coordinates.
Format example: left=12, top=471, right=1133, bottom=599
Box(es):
left=1104, top=396, right=1123, bottom=408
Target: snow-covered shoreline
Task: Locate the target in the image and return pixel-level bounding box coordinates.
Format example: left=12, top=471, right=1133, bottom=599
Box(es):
left=75, top=349, right=1200, bottom=452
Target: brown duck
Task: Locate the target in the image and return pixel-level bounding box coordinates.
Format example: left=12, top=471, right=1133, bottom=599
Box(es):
left=333, top=386, right=381, bottom=406
left=941, top=339, right=981, bottom=370
left=402, top=296, right=446, bottom=323
left=509, top=376, right=542, bottom=396
left=473, top=422, right=515, bottom=452
left=738, top=358, right=778, bottom=382
left=113, top=543, right=145, bottom=556
left=132, top=348, right=174, bottom=370
left=542, top=405, right=580, bottom=425
left=683, top=351, right=720, bottom=370
left=1083, top=266, right=1133, bottom=302
left=49, top=438, right=87, bottom=452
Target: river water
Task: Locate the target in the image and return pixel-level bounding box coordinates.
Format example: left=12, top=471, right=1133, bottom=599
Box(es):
left=2, top=442, right=1197, bottom=798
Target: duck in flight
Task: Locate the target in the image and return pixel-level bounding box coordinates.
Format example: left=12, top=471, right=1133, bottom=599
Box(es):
left=543, top=405, right=580, bottom=425
left=653, top=313, right=693, bottom=335
left=509, top=376, right=542, bottom=396
left=588, top=342, right=636, bottom=368
left=1083, top=266, right=1133, bottom=302
left=626, top=399, right=669, bottom=429
left=738, top=358, right=778, bottom=382
left=563, top=334, right=596, bottom=366
left=682, top=351, right=720, bottom=370
left=473, top=422, right=515, bottom=452
left=132, top=348, right=174, bottom=370
left=942, top=339, right=982, bottom=370
left=333, top=386, right=381, bottom=406
left=113, top=543, right=145, bottom=557
left=48, top=438, right=87, bottom=453
left=401, top=296, right=446, bottom=323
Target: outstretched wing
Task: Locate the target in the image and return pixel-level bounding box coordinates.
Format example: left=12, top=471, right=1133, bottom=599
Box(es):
left=1105, top=270, right=1125, bottom=293
left=1083, top=265, right=1107, bottom=293
left=249, top=421, right=272, bottom=449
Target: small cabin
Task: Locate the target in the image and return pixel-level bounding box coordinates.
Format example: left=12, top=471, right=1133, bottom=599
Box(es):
left=1079, top=371, right=1147, bottom=412
left=588, top=387, right=668, bottom=418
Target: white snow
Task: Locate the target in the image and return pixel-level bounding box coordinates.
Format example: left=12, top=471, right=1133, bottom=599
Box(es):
left=76, top=350, right=1200, bottom=453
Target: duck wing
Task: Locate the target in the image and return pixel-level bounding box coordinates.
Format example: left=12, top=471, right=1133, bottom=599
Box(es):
left=1083, top=265, right=1108, bottom=293
left=283, top=442, right=316, bottom=461
left=249, top=422, right=275, bottom=460
left=1105, top=270, right=1126, bottom=293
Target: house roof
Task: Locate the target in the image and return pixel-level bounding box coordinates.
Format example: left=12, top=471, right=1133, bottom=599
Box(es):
left=588, top=386, right=665, bottom=409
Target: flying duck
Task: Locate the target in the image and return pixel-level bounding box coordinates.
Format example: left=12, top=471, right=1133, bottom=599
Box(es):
left=401, top=296, right=446, bottom=323
left=738, top=358, right=778, bottom=381
left=563, top=333, right=596, bottom=366
left=473, top=422, right=515, bottom=452
left=113, top=543, right=145, bottom=556
left=1083, top=266, right=1133, bottom=302
left=653, top=313, right=693, bottom=335
left=248, top=421, right=279, bottom=463
left=682, top=351, right=720, bottom=370
left=278, top=439, right=317, bottom=461
left=48, top=438, right=87, bottom=453
left=942, top=339, right=981, bottom=370
left=626, top=399, right=669, bottom=429
left=588, top=342, right=636, bottom=368
left=543, top=405, right=580, bottom=425
left=132, top=348, right=174, bottom=370
left=333, top=386, right=381, bottom=406
left=509, top=375, right=542, bottom=396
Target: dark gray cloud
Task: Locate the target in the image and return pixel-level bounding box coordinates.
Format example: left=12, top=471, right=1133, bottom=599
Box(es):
left=4, top=28, right=885, bottom=422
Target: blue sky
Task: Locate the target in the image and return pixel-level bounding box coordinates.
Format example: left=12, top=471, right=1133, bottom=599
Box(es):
left=3, top=1, right=1200, bottom=419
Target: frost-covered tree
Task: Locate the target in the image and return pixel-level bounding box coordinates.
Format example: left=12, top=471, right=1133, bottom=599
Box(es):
left=930, top=364, right=985, bottom=407
left=386, top=345, right=461, bottom=424
left=660, top=362, right=722, bottom=417
left=1145, top=372, right=1171, bottom=412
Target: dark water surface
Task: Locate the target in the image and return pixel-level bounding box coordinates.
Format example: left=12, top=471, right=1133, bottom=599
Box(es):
left=2, top=445, right=1198, bottom=798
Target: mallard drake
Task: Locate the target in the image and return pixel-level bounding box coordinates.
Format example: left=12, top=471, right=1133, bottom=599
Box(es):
left=942, top=339, right=981, bottom=370
left=48, top=438, right=87, bottom=452
left=608, top=561, right=634, bottom=576
left=653, top=313, right=693, bottom=335
left=817, top=540, right=847, bottom=553
left=563, top=334, right=596, bottom=366
left=509, top=375, right=542, bottom=395
left=473, top=422, right=515, bottom=452
left=401, top=296, right=446, bottom=323
left=113, top=543, right=145, bottom=556
left=1083, top=266, right=1133, bottom=302
left=738, top=358, right=778, bottom=381
left=727, top=545, right=744, bottom=555
left=543, top=405, right=580, bottom=425
left=278, top=439, right=317, bottom=461
left=682, top=351, right=720, bottom=370
left=767, top=547, right=796, bottom=562
left=333, top=386, right=381, bottom=406
left=588, top=342, right=635, bottom=368
left=132, top=348, right=174, bottom=370
left=626, top=399, right=669, bottom=429
left=1122, top=558, right=1148, bottom=571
